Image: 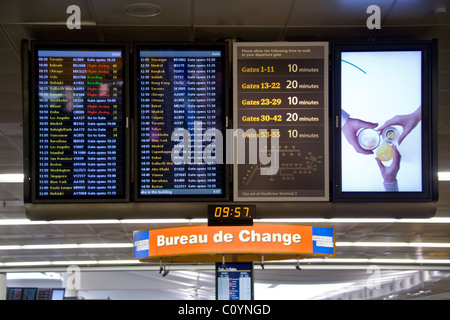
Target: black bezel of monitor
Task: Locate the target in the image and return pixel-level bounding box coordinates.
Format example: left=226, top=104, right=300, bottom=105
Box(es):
left=133, top=42, right=230, bottom=201
left=22, top=40, right=31, bottom=204
left=331, top=40, right=438, bottom=202
left=215, top=261, right=254, bottom=300
left=28, top=41, right=130, bottom=203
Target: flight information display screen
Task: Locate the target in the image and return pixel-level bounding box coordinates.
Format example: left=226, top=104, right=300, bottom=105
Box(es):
left=216, top=262, right=253, bottom=300
left=31, top=43, right=129, bottom=202
left=135, top=44, right=227, bottom=199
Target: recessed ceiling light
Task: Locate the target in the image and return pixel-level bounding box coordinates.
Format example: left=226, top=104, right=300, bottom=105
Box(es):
left=438, top=172, right=450, bottom=181
left=0, top=174, right=24, bottom=183
left=122, top=3, right=163, bottom=18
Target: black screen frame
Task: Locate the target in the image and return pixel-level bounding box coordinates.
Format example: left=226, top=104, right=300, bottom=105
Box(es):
left=133, top=42, right=230, bottom=202
left=331, top=40, right=438, bottom=202
left=28, top=41, right=131, bottom=203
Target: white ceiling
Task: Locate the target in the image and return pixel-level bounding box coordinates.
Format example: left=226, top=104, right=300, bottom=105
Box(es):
left=0, top=0, right=449, bottom=300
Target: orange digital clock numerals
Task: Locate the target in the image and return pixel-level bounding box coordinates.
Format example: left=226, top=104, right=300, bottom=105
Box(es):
left=210, top=205, right=254, bottom=219
left=214, top=206, right=250, bottom=218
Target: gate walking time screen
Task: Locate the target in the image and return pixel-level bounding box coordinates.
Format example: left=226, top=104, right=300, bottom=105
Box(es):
left=233, top=42, right=329, bottom=201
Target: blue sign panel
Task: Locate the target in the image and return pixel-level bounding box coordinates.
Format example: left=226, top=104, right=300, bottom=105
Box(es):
left=133, top=230, right=150, bottom=259
left=312, top=226, right=335, bottom=255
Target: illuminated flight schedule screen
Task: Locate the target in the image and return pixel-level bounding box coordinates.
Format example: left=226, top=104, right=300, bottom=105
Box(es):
left=216, top=262, right=253, bottom=300
left=135, top=44, right=227, bottom=199
left=233, top=42, right=329, bottom=201
left=31, top=44, right=129, bottom=202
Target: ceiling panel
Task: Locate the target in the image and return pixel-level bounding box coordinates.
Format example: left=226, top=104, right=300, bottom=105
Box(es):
left=0, top=206, right=26, bottom=219
left=384, top=0, right=450, bottom=25
left=193, top=0, right=292, bottom=26
left=370, top=25, right=442, bottom=41
left=284, top=26, right=371, bottom=41
left=338, top=247, right=450, bottom=260
left=100, top=26, right=191, bottom=42
left=91, top=0, right=191, bottom=26
left=440, top=51, right=450, bottom=71
left=432, top=26, right=450, bottom=50
left=440, top=71, right=450, bottom=91
left=3, top=24, right=100, bottom=46
left=0, top=107, right=22, bottom=123
left=0, top=123, right=23, bottom=137
left=195, top=26, right=284, bottom=42
left=0, top=0, right=94, bottom=24
left=288, top=0, right=396, bottom=27
left=0, top=28, right=12, bottom=48
left=0, top=50, right=20, bottom=74
left=0, top=73, right=21, bottom=94
left=0, top=137, right=22, bottom=164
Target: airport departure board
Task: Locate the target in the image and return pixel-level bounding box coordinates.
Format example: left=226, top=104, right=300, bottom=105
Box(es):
left=233, top=42, right=329, bottom=201
left=135, top=44, right=227, bottom=199
left=216, top=262, right=253, bottom=300
left=31, top=44, right=129, bottom=202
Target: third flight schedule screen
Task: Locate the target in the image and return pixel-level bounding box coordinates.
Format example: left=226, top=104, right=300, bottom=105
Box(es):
left=136, top=45, right=226, bottom=198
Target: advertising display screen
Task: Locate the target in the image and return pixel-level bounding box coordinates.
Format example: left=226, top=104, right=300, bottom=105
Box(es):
left=216, top=262, right=253, bottom=300
left=333, top=41, right=437, bottom=201
left=233, top=42, right=329, bottom=201
left=135, top=43, right=228, bottom=200
left=30, top=42, right=129, bottom=202
left=51, top=289, right=66, bottom=300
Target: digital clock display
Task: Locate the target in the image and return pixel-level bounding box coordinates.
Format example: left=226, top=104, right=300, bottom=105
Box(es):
left=207, top=205, right=255, bottom=226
